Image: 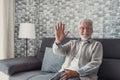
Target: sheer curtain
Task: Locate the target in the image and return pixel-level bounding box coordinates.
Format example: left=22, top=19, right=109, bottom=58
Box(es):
left=0, top=0, right=14, bottom=59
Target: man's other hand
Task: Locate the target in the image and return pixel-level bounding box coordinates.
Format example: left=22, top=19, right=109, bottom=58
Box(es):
left=60, top=69, right=79, bottom=80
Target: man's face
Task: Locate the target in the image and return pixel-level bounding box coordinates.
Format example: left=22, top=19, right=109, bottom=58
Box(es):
left=78, top=21, right=93, bottom=40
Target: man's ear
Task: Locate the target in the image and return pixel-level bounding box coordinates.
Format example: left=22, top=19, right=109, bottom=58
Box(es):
left=91, top=29, right=93, bottom=33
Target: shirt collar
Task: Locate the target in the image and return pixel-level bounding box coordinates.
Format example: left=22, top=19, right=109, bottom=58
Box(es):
left=78, top=38, right=93, bottom=44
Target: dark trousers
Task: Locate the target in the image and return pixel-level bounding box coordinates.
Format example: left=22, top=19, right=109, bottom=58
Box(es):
left=49, top=71, right=80, bottom=80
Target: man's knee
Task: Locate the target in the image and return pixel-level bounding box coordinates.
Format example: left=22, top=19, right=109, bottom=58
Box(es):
left=68, top=77, right=80, bottom=80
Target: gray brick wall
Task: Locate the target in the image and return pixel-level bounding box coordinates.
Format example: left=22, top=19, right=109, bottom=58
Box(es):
left=14, top=0, right=120, bottom=57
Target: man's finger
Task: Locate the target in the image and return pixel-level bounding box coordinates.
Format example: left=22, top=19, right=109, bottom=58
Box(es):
left=60, top=22, right=63, bottom=30
left=57, top=22, right=63, bottom=31
left=57, top=22, right=62, bottom=30
left=60, top=72, right=66, bottom=77
left=61, top=23, right=65, bottom=31
left=60, top=22, right=62, bottom=27
left=60, top=74, right=67, bottom=80
left=65, top=31, right=69, bottom=37
left=55, top=25, right=58, bottom=30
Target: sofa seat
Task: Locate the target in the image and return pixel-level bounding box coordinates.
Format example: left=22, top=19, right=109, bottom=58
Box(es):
left=10, top=70, right=55, bottom=80
left=28, top=72, right=55, bottom=80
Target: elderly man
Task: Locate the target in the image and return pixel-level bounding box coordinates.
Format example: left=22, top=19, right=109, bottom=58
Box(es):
left=51, top=19, right=103, bottom=80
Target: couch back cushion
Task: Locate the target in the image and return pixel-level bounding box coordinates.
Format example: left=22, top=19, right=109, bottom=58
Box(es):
left=99, top=39, right=120, bottom=59
left=96, top=39, right=120, bottom=80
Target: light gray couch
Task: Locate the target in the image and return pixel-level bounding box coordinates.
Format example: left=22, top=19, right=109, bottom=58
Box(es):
left=0, top=38, right=120, bottom=80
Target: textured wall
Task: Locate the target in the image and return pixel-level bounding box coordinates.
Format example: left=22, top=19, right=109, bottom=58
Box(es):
left=14, top=0, right=120, bottom=57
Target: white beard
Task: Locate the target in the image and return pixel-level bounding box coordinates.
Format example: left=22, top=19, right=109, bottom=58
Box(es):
left=80, top=35, right=91, bottom=41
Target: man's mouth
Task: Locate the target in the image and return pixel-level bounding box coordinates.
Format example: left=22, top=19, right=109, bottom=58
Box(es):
left=82, top=34, right=89, bottom=36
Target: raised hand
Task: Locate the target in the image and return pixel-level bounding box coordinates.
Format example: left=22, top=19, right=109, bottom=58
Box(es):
left=55, top=22, right=69, bottom=44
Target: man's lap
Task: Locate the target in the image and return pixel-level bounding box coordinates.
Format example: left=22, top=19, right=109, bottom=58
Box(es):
left=68, top=77, right=80, bottom=80
left=49, top=71, right=80, bottom=80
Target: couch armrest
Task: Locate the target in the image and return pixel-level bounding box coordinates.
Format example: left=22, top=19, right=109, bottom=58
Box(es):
left=0, top=56, right=42, bottom=75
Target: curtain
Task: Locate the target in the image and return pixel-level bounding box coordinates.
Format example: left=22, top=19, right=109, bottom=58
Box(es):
left=0, top=0, right=14, bottom=59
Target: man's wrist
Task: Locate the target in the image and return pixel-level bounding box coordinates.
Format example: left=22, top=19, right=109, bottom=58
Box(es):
left=55, top=40, right=61, bottom=45
left=55, top=42, right=61, bottom=45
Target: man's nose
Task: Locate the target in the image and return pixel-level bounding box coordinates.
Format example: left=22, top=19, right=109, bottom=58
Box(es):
left=83, top=29, right=88, bottom=33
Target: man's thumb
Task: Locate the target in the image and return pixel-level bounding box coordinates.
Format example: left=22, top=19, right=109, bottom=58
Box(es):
left=65, top=31, right=69, bottom=37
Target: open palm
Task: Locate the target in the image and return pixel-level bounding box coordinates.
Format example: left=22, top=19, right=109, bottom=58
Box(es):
left=55, top=22, right=69, bottom=44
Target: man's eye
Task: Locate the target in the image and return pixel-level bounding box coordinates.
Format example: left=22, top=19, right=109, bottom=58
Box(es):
left=80, top=27, right=91, bottom=30
left=80, top=27, right=84, bottom=29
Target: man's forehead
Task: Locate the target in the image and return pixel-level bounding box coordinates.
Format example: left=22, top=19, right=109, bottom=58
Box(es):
left=80, top=22, right=91, bottom=26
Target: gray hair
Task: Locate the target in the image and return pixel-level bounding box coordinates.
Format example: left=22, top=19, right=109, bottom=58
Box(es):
left=79, top=19, right=93, bottom=29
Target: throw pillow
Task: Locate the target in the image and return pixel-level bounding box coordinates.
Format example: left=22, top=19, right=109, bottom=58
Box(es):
left=41, top=47, right=65, bottom=73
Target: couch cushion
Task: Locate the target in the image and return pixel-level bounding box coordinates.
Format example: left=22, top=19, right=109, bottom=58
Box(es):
left=10, top=70, right=55, bottom=80
left=41, top=47, right=65, bottom=72
left=10, top=70, right=41, bottom=80
left=98, top=59, right=120, bottom=80
left=28, top=73, right=55, bottom=80
left=99, top=39, right=120, bottom=59
left=0, top=57, right=41, bottom=75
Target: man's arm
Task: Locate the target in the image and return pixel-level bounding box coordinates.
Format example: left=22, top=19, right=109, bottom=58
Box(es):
left=52, top=41, right=71, bottom=55
left=53, top=22, right=69, bottom=55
